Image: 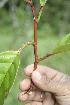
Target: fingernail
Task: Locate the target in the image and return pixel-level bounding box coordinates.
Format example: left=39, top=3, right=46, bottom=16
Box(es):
left=33, top=71, right=42, bottom=81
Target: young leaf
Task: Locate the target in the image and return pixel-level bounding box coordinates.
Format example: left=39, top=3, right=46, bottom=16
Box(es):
left=40, top=0, right=47, bottom=6
left=0, top=51, right=20, bottom=105
left=53, top=33, right=70, bottom=54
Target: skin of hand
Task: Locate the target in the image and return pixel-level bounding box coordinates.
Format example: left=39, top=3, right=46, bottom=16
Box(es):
left=18, top=64, right=70, bottom=105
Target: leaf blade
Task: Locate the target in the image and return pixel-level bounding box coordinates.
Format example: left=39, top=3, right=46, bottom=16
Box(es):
left=53, top=33, right=70, bottom=54
left=0, top=51, right=20, bottom=105
left=40, top=0, right=47, bottom=6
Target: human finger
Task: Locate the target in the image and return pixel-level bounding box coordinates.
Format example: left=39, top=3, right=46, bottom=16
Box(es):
left=25, top=93, right=55, bottom=105
left=24, top=64, right=66, bottom=82
left=18, top=90, right=45, bottom=102
left=18, top=91, right=28, bottom=102
left=31, top=70, right=69, bottom=95
left=25, top=101, right=42, bottom=105
left=19, top=79, right=31, bottom=91
left=24, top=64, right=49, bottom=76
left=19, top=78, right=37, bottom=91
left=43, top=92, right=55, bottom=105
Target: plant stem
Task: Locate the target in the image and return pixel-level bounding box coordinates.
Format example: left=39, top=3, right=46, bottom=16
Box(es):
left=37, top=6, right=44, bottom=23
left=30, top=0, right=38, bottom=70
left=34, top=17, right=37, bottom=70
left=37, top=53, right=54, bottom=63
left=32, top=2, right=38, bottom=70
left=25, top=0, right=38, bottom=70
left=19, top=41, right=34, bottom=53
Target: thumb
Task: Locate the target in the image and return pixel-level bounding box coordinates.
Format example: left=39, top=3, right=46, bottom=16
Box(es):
left=32, top=70, right=68, bottom=95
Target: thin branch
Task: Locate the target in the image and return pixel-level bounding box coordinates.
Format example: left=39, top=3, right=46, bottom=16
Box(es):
left=37, top=6, right=44, bottom=23
left=19, top=41, right=34, bottom=53
left=37, top=53, right=54, bottom=63
left=0, top=0, right=8, bottom=8
left=34, top=19, right=37, bottom=70
left=25, top=0, right=38, bottom=70
left=25, top=0, right=36, bottom=20
left=37, top=0, right=48, bottom=23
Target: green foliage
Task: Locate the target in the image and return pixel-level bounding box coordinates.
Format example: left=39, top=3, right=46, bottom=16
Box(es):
left=53, top=33, right=70, bottom=54
left=0, top=0, right=70, bottom=105
left=40, top=0, right=47, bottom=6
left=0, top=51, right=20, bottom=105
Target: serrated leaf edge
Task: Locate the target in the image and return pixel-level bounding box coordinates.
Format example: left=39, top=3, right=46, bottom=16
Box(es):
left=0, top=51, right=20, bottom=95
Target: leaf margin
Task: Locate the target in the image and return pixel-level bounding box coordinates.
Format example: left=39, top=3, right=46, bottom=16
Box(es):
left=0, top=50, right=20, bottom=105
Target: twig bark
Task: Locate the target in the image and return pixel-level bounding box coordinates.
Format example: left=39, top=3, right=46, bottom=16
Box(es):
left=37, top=53, right=54, bottom=63
left=25, top=0, right=38, bottom=70
left=19, top=41, right=34, bottom=53
left=37, top=6, right=44, bottom=23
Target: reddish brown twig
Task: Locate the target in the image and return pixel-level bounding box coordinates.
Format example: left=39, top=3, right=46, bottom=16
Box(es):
left=34, top=17, right=37, bottom=70
left=37, top=53, right=54, bottom=62
left=25, top=0, right=38, bottom=70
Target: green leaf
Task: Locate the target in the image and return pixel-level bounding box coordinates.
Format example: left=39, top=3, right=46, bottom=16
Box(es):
left=53, top=33, right=70, bottom=54
left=0, top=51, right=20, bottom=105
left=40, top=0, right=47, bottom=6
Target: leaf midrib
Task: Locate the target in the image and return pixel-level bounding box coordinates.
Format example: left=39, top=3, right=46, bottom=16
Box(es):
left=0, top=52, right=19, bottom=88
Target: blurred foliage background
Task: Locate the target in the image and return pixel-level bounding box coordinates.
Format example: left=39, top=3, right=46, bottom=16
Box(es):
left=0, top=0, right=70, bottom=105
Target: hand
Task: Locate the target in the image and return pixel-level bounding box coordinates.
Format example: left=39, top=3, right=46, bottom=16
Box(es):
left=18, top=64, right=70, bottom=105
